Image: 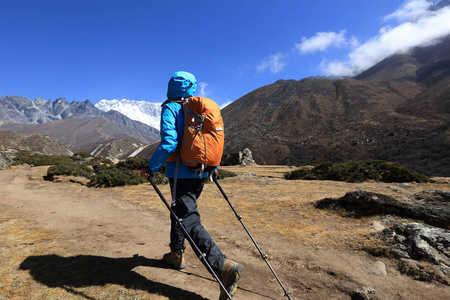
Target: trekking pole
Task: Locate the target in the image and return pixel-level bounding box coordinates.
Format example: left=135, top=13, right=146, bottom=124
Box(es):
left=143, top=173, right=233, bottom=300
left=212, top=172, right=293, bottom=300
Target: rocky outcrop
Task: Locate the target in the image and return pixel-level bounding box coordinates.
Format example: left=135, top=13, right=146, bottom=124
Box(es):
left=0, top=131, right=73, bottom=156
left=221, top=148, right=256, bottom=166
left=315, top=190, right=449, bottom=229
left=351, top=286, right=380, bottom=300
left=381, top=223, right=450, bottom=284
left=85, top=137, right=146, bottom=160
left=241, top=148, right=256, bottom=165
left=0, top=151, right=14, bottom=170
left=316, top=189, right=450, bottom=284
left=0, top=131, right=75, bottom=170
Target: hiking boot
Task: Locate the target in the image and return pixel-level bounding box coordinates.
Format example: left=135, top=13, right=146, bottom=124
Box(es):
left=162, top=249, right=185, bottom=270
left=218, top=259, right=244, bottom=300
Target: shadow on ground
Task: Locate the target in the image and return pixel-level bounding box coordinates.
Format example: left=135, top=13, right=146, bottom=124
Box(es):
left=19, top=254, right=208, bottom=300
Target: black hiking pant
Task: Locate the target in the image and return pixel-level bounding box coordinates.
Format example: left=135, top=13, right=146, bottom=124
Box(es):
left=169, top=178, right=226, bottom=274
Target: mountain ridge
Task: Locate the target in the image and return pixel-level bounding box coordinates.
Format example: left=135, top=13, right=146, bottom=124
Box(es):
left=221, top=35, right=450, bottom=176
left=0, top=96, right=159, bottom=153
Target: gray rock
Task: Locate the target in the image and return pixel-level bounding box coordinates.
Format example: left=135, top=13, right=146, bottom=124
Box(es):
left=221, top=148, right=256, bottom=166
left=371, top=221, right=385, bottom=231
left=0, top=151, right=14, bottom=169
left=241, top=148, right=256, bottom=166
left=368, top=261, right=387, bottom=276
left=381, top=223, right=450, bottom=284
left=351, top=287, right=377, bottom=300
left=382, top=223, right=450, bottom=265
left=315, top=190, right=449, bottom=229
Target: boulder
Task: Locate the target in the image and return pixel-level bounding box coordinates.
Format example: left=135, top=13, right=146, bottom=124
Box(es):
left=221, top=148, right=256, bottom=166
left=381, top=223, right=450, bottom=284
left=368, top=261, right=387, bottom=276
left=0, top=150, right=15, bottom=170
left=351, top=287, right=378, bottom=300
left=315, top=190, right=449, bottom=229
left=241, top=148, right=256, bottom=166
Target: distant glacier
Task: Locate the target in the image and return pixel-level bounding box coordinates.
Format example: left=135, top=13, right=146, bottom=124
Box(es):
left=95, top=99, right=161, bottom=130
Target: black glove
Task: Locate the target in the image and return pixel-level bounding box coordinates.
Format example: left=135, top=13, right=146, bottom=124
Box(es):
left=135, top=165, right=153, bottom=180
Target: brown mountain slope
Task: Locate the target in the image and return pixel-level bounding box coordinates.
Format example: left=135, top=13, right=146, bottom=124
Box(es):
left=222, top=37, right=450, bottom=176
left=354, top=54, right=420, bottom=82
left=2, top=114, right=159, bottom=153
left=81, top=137, right=146, bottom=160
left=223, top=79, right=424, bottom=162
left=0, top=130, right=72, bottom=156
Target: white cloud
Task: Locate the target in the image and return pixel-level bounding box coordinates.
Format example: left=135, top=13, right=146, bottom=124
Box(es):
left=296, top=30, right=348, bottom=54
left=384, top=0, right=431, bottom=22
left=220, top=100, right=233, bottom=109
left=321, top=5, right=450, bottom=77
left=198, top=82, right=208, bottom=96
left=256, top=53, right=286, bottom=74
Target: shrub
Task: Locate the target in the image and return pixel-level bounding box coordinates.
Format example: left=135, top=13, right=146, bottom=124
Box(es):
left=46, top=163, right=93, bottom=180
left=84, top=156, right=114, bottom=166
left=88, top=168, right=146, bottom=187
left=116, top=157, right=149, bottom=170
left=284, top=160, right=429, bottom=183
left=92, top=163, right=110, bottom=173
left=216, top=169, right=237, bottom=180
left=87, top=157, right=168, bottom=187
left=70, top=152, right=93, bottom=161
left=13, top=151, right=74, bottom=166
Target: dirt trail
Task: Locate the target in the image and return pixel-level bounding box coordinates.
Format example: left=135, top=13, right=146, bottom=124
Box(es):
left=1, top=165, right=449, bottom=300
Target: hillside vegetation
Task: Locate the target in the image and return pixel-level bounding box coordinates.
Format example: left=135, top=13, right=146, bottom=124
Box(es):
left=13, top=152, right=236, bottom=187
left=284, top=160, right=430, bottom=183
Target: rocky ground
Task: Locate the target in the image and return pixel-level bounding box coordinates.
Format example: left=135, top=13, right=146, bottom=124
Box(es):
left=1, top=165, right=449, bottom=300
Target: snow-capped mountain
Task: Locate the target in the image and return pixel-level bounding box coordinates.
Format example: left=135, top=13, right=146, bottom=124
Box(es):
left=0, top=96, right=160, bottom=151
left=95, top=99, right=161, bottom=130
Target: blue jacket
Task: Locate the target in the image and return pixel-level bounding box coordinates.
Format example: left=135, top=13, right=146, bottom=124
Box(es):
left=148, top=71, right=209, bottom=179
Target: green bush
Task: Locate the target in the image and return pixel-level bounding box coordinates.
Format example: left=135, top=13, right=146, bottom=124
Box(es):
left=46, top=163, right=93, bottom=180
left=87, top=157, right=167, bottom=187
left=70, top=152, right=93, bottom=161
left=216, top=169, right=237, bottom=180
left=284, top=160, right=429, bottom=183
left=92, top=163, right=110, bottom=173
left=116, top=157, right=149, bottom=170
left=88, top=168, right=145, bottom=187
left=84, top=156, right=114, bottom=166
left=13, top=152, right=74, bottom=166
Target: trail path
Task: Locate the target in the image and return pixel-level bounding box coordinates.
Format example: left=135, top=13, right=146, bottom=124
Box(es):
left=0, top=166, right=288, bottom=299
left=1, top=165, right=449, bottom=300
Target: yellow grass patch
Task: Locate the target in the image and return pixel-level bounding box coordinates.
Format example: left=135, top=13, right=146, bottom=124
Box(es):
left=114, top=165, right=449, bottom=261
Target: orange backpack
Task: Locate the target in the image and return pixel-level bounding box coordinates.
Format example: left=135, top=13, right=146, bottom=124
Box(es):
left=168, top=96, right=224, bottom=172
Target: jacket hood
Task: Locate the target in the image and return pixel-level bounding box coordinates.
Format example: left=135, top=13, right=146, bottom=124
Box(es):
left=166, top=71, right=197, bottom=100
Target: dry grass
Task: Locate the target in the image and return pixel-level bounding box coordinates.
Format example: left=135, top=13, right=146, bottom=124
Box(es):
left=118, top=165, right=449, bottom=256
left=2, top=164, right=449, bottom=299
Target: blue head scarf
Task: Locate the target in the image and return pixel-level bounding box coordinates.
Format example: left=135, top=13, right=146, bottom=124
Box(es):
left=166, top=71, right=197, bottom=100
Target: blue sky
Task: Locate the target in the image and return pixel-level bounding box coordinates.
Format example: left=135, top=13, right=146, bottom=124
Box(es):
left=1, top=0, right=450, bottom=107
